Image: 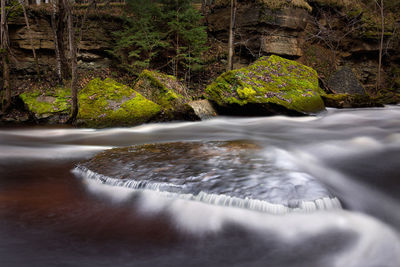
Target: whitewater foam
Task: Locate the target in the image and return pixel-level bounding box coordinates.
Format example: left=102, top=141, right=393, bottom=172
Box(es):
left=73, top=166, right=342, bottom=214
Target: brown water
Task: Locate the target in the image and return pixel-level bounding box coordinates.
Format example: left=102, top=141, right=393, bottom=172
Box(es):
left=1, top=106, right=400, bottom=267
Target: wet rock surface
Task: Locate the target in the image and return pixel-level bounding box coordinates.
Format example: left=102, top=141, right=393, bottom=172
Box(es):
left=327, top=66, right=366, bottom=95
left=76, top=141, right=337, bottom=209
left=187, top=99, right=217, bottom=120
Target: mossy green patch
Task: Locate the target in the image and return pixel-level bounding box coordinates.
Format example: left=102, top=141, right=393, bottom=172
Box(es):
left=206, top=55, right=325, bottom=114
left=78, top=78, right=161, bottom=128
left=133, top=70, right=189, bottom=110
left=19, top=87, right=71, bottom=119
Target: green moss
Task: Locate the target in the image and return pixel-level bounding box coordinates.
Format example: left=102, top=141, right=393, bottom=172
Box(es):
left=20, top=87, right=71, bottom=118
left=78, top=78, right=161, bottom=128
left=206, top=55, right=325, bottom=114
left=237, top=87, right=257, bottom=100
left=133, top=70, right=189, bottom=111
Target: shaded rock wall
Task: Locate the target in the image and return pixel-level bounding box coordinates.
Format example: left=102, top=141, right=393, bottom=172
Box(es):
left=7, top=1, right=400, bottom=95
left=8, top=9, right=122, bottom=76
left=205, top=0, right=400, bottom=93
left=207, top=3, right=309, bottom=58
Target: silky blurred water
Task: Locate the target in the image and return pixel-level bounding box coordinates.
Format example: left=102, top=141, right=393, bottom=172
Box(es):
left=0, top=106, right=399, bottom=267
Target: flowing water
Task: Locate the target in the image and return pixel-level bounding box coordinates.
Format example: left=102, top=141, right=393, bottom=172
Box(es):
left=0, top=106, right=400, bottom=267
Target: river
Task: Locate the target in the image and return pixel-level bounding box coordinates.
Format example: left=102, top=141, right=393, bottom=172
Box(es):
left=0, top=106, right=399, bottom=267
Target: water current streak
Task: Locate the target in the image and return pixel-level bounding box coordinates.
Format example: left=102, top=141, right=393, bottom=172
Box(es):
left=73, top=166, right=342, bottom=214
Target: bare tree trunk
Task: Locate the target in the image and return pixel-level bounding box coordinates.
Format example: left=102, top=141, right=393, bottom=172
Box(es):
left=1, top=55, right=10, bottom=111
left=201, top=0, right=209, bottom=24
left=58, top=1, right=69, bottom=80
left=175, top=8, right=179, bottom=77
left=376, top=0, right=384, bottom=93
left=227, top=0, right=236, bottom=71
left=77, top=0, right=96, bottom=56
left=51, top=0, right=63, bottom=82
left=19, top=0, right=41, bottom=80
left=65, top=0, right=78, bottom=122
left=51, top=0, right=69, bottom=83
left=1, top=0, right=11, bottom=111
left=175, top=33, right=179, bottom=77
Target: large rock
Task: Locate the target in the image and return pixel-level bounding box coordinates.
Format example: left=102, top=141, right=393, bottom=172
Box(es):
left=134, top=70, right=188, bottom=106
left=77, top=78, right=161, bottom=127
left=19, top=87, right=71, bottom=123
left=74, top=140, right=341, bottom=213
left=19, top=74, right=204, bottom=127
left=207, top=3, right=309, bottom=58
left=206, top=55, right=325, bottom=115
left=261, top=35, right=303, bottom=57
left=9, top=13, right=120, bottom=75
left=187, top=99, right=217, bottom=120
left=133, top=70, right=198, bottom=121
left=322, top=66, right=385, bottom=108
left=20, top=80, right=162, bottom=126
left=327, top=66, right=366, bottom=95
left=209, top=5, right=306, bottom=33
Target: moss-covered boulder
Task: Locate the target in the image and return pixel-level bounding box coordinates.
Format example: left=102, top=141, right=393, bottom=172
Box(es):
left=206, top=55, right=325, bottom=115
left=134, top=70, right=188, bottom=107
left=19, top=87, right=71, bottom=122
left=133, top=70, right=198, bottom=121
left=77, top=78, right=161, bottom=128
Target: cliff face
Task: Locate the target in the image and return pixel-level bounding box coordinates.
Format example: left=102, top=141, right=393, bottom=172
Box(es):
left=206, top=0, right=400, bottom=93
left=7, top=1, right=400, bottom=95
left=207, top=3, right=309, bottom=58
left=8, top=8, right=122, bottom=77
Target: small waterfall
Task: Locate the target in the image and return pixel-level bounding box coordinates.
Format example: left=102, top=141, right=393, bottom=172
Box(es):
left=73, top=166, right=342, bottom=214
left=188, top=100, right=217, bottom=120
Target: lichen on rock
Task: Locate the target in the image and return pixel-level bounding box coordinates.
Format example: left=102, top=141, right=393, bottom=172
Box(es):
left=19, top=87, right=71, bottom=120
left=77, top=78, right=161, bottom=128
left=133, top=70, right=188, bottom=108
left=206, top=55, right=325, bottom=115
left=133, top=70, right=198, bottom=121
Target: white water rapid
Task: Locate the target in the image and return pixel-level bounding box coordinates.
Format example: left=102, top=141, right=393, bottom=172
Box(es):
left=0, top=105, right=399, bottom=267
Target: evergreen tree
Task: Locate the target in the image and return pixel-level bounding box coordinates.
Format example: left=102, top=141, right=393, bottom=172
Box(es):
left=111, top=0, right=207, bottom=79
left=159, top=0, right=207, bottom=79
left=111, top=0, right=167, bottom=74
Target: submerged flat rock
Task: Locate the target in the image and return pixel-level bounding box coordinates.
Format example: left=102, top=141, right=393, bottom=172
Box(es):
left=74, top=141, right=341, bottom=214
